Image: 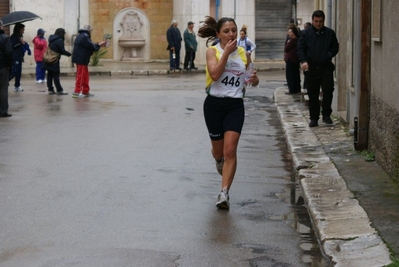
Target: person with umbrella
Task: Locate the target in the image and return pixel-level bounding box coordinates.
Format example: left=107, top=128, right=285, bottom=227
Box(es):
left=9, top=23, right=28, bottom=92
left=0, top=24, right=13, bottom=117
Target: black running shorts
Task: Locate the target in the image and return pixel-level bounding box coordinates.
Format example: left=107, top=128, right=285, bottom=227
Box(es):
left=203, top=95, right=245, bottom=140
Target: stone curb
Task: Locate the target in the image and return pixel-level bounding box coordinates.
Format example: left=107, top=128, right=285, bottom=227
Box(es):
left=274, top=87, right=392, bottom=266
left=21, top=67, right=284, bottom=78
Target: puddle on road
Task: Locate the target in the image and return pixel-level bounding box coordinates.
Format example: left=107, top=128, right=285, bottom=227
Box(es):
left=274, top=181, right=331, bottom=267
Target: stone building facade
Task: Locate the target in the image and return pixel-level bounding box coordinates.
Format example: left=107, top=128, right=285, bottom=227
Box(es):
left=298, top=0, right=399, bottom=183
left=2, top=0, right=292, bottom=66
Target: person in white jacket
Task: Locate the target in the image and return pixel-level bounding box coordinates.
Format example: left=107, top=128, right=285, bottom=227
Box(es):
left=237, top=24, right=256, bottom=56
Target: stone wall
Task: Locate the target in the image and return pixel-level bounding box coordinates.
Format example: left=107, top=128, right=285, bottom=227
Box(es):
left=369, top=1, right=399, bottom=183
left=89, top=0, right=173, bottom=60
left=369, top=95, right=399, bottom=183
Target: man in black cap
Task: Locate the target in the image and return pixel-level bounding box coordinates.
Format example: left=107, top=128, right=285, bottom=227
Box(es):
left=183, top=21, right=198, bottom=71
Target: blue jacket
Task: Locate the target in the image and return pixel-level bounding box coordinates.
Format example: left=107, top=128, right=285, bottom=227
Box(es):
left=22, top=42, right=31, bottom=56
left=166, top=26, right=182, bottom=50
left=72, top=29, right=100, bottom=65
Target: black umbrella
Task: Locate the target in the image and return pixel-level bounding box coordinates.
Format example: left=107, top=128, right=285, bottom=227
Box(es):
left=0, top=11, right=42, bottom=26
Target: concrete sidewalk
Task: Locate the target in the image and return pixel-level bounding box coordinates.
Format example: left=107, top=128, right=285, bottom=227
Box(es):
left=21, top=60, right=399, bottom=266
left=275, top=88, right=398, bottom=266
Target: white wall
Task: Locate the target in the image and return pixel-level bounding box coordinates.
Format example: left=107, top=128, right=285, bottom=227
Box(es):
left=10, top=0, right=89, bottom=68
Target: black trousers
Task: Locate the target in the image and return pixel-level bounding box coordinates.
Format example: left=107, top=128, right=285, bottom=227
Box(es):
left=47, top=70, right=63, bottom=92
left=305, top=64, right=335, bottom=121
left=183, top=51, right=196, bottom=69
left=0, top=67, right=9, bottom=114
left=303, top=71, right=307, bottom=89
left=285, top=59, right=301, bottom=93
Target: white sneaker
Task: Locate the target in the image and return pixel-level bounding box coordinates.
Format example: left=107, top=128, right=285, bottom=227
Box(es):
left=14, top=87, right=23, bottom=92
left=37, top=79, right=43, bottom=84
left=72, top=93, right=84, bottom=98
left=216, top=191, right=230, bottom=209
left=215, top=158, right=224, bottom=176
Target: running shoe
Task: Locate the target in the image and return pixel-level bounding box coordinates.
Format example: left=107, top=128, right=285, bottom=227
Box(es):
left=216, top=191, right=230, bottom=209
left=72, top=93, right=82, bottom=98
left=14, top=87, right=23, bottom=92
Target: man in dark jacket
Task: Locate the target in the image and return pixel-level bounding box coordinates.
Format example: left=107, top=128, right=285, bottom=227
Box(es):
left=9, top=23, right=28, bottom=92
left=71, top=24, right=105, bottom=98
left=166, top=19, right=182, bottom=71
left=42, top=28, right=71, bottom=95
left=183, top=21, right=198, bottom=71
left=0, top=27, right=13, bottom=117
left=297, top=10, right=339, bottom=127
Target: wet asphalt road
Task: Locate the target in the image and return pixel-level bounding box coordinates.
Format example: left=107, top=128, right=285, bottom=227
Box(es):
left=0, top=73, right=315, bottom=266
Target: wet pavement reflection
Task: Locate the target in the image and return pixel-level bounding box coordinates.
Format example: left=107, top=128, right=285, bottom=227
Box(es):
left=275, top=181, right=331, bottom=267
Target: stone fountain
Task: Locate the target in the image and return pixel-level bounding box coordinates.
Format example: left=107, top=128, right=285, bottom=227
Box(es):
left=118, top=11, right=146, bottom=60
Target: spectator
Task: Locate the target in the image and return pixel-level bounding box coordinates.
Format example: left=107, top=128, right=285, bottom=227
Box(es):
left=32, top=28, right=47, bottom=83
left=42, top=28, right=71, bottom=95
left=297, top=10, right=339, bottom=127
left=166, top=19, right=182, bottom=71
left=71, top=24, right=105, bottom=98
left=302, top=22, right=311, bottom=90
left=183, top=21, right=198, bottom=71
left=284, top=27, right=301, bottom=94
left=0, top=25, right=13, bottom=117
left=9, top=23, right=28, bottom=92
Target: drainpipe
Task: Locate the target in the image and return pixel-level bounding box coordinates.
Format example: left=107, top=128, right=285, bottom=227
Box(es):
left=355, top=0, right=371, bottom=151
left=326, top=0, right=332, bottom=27
left=292, top=0, right=297, bottom=22
left=70, top=0, right=81, bottom=67
left=216, top=0, right=220, bottom=20
left=234, top=0, right=236, bottom=20
left=77, top=0, right=81, bottom=32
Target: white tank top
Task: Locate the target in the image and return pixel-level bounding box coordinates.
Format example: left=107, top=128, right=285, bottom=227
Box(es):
left=205, top=44, right=247, bottom=98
